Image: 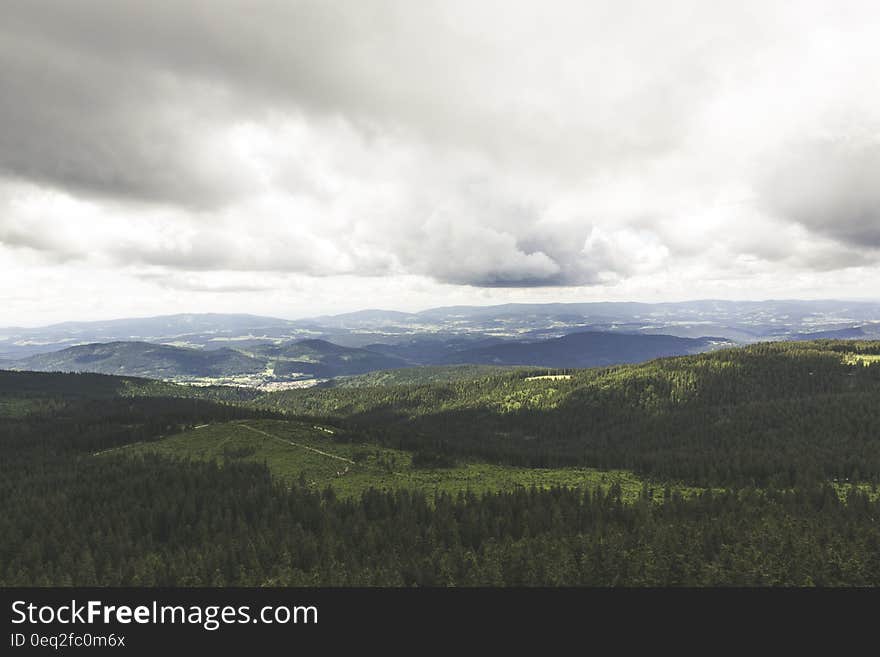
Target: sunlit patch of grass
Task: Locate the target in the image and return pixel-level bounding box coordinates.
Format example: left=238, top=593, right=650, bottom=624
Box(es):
left=102, top=419, right=704, bottom=502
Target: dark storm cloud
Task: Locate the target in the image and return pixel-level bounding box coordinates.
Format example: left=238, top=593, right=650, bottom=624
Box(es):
left=0, top=0, right=383, bottom=206
left=759, top=139, right=880, bottom=249
left=0, top=0, right=715, bottom=207
left=0, top=27, right=255, bottom=207
left=0, top=1, right=407, bottom=204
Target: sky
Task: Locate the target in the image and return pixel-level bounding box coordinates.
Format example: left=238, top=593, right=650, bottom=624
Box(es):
left=1, top=0, right=879, bottom=326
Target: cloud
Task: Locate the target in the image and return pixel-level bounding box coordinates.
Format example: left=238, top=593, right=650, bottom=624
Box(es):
left=0, top=29, right=261, bottom=207
left=2, top=0, right=880, bottom=314
left=136, top=271, right=282, bottom=293
left=758, top=138, right=880, bottom=249
left=0, top=0, right=716, bottom=218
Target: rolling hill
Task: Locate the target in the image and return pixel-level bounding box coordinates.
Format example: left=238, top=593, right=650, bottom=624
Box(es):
left=446, top=331, right=728, bottom=367
left=242, top=339, right=409, bottom=377
left=6, top=330, right=731, bottom=383
left=328, top=364, right=525, bottom=387
left=255, top=340, right=880, bottom=487
left=7, top=338, right=409, bottom=382
left=9, top=341, right=267, bottom=378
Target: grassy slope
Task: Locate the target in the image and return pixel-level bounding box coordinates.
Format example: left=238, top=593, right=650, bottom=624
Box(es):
left=106, top=418, right=701, bottom=502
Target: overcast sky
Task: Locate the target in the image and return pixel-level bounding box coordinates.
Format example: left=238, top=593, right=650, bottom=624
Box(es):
left=1, top=1, right=879, bottom=325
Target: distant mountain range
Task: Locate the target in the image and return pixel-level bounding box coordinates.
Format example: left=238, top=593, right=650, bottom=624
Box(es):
left=3, top=300, right=880, bottom=359
left=6, top=331, right=732, bottom=385
left=445, top=332, right=726, bottom=368
left=0, top=313, right=310, bottom=359
left=2, top=300, right=879, bottom=382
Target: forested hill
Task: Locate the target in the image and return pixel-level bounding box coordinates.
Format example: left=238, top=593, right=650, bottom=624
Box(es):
left=10, top=341, right=266, bottom=378
left=240, top=339, right=408, bottom=377
left=448, top=331, right=724, bottom=367
left=0, top=368, right=261, bottom=403
left=8, top=338, right=407, bottom=380
left=256, top=340, right=880, bottom=487
left=6, top=332, right=730, bottom=381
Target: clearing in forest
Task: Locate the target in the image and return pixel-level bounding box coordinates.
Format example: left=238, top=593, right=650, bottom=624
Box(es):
left=102, top=418, right=696, bottom=502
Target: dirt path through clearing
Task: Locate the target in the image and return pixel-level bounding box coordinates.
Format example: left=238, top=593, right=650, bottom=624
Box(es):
left=240, top=423, right=355, bottom=465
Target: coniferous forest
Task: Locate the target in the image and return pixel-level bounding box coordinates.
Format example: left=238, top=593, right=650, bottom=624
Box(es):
left=2, top=341, right=880, bottom=586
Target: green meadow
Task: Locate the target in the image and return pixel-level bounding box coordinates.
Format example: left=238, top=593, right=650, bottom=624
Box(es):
left=106, top=418, right=701, bottom=502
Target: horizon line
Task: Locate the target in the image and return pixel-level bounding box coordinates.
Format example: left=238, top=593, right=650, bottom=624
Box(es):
left=3, top=295, right=880, bottom=330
